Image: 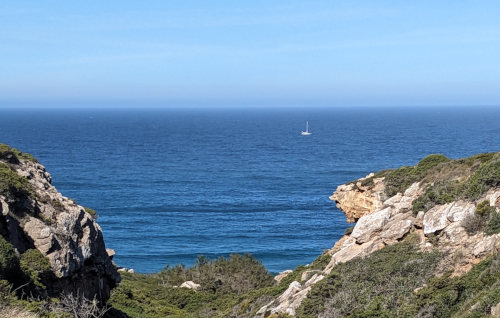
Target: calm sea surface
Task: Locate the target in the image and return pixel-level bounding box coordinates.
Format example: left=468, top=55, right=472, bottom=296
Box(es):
left=1, top=106, right=499, bottom=273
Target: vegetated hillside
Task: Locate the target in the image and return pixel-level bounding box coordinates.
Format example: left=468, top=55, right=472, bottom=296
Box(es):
left=0, top=143, right=120, bottom=317
left=108, top=151, right=500, bottom=318
left=3, top=143, right=500, bottom=318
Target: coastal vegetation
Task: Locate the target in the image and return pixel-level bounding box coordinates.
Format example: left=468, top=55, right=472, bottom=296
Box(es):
left=108, top=253, right=330, bottom=317
left=359, top=151, right=500, bottom=215
left=2, top=145, right=500, bottom=317
left=0, top=143, right=38, bottom=163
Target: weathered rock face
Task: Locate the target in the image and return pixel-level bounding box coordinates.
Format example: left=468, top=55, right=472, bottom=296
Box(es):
left=0, top=154, right=120, bottom=302
left=262, top=170, right=500, bottom=316
left=330, top=174, right=386, bottom=223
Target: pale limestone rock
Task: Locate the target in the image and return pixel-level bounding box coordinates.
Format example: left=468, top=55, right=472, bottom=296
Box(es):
left=404, top=182, right=423, bottom=197
left=0, top=197, right=8, bottom=216
left=423, top=204, right=453, bottom=235
left=324, top=239, right=385, bottom=274
left=301, top=270, right=321, bottom=282
left=330, top=174, right=386, bottom=223
left=328, top=243, right=363, bottom=268
left=351, top=207, right=391, bottom=243
left=473, top=234, right=500, bottom=257
left=381, top=218, right=413, bottom=243
left=180, top=280, right=201, bottom=290
left=106, top=248, right=116, bottom=259
left=447, top=201, right=476, bottom=223
left=274, top=269, right=293, bottom=283
left=383, top=182, right=422, bottom=213
left=341, top=236, right=356, bottom=248
left=486, top=188, right=500, bottom=208
left=304, top=273, right=324, bottom=287
left=24, top=217, right=53, bottom=254
left=443, top=222, right=469, bottom=244
left=266, top=279, right=320, bottom=317
left=0, top=155, right=119, bottom=302
left=383, top=193, right=403, bottom=208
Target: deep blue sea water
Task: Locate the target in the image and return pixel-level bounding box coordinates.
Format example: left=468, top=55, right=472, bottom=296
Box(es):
left=1, top=106, right=499, bottom=273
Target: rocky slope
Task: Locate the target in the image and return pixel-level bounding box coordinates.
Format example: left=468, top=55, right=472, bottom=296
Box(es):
left=258, top=152, right=500, bottom=317
left=0, top=144, right=119, bottom=302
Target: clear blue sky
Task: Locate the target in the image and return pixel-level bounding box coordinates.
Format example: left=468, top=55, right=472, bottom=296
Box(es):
left=1, top=1, right=500, bottom=107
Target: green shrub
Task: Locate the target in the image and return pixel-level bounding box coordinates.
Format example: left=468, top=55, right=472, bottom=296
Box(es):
left=373, top=154, right=451, bottom=197
left=0, top=163, right=32, bottom=199
left=0, top=236, right=18, bottom=279
left=412, top=181, right=462, bottom=214
left=476, top=200, right=495, bottom=217
left=462, top=213, right=488, bottom=235
left=296, top=240, right=442, bottom=318
left=84, top=207, right=97, bottom=219
left=0, top=144, right=38, bottom=163
left=19, top=249, right=51, bottom=288
left=465, top=157, right=500, bottom=199
left=487, top=212, right=500, bottom=235
left=414, top=154, right=452, bottom=175
left=402, top=253, right=500, bottom=317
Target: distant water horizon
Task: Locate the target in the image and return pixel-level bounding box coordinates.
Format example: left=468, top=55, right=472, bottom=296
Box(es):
left=1, top=106, right=499, bottom=273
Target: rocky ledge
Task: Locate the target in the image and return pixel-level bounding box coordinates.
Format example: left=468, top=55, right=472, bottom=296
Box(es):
left=259, top=152, right=500, bottom=316
left=0, top=144, right=120, bottom=302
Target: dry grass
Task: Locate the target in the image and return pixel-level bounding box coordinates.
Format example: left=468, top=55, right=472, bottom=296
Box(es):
left=0, top=306, right=38, bottom=318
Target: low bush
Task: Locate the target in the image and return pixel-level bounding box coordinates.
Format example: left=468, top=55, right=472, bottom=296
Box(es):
left=357, top=154, right=451, bottom=197
left=487, top=212, right=500, bottom=235
left=19, top=249, right=51, bottom=289
left=0, top=163, right=32, bottom=199
left=296, top=239, right=442, bottom=318
left=462, top=201, right=498, bottom=236
left=0, top=143, right=38, bottom=163
left=401, top=252, right=500, bottom=317
left=84, top=207, right=98, bottom=219
left=110, top=253, right=279, bottom=318
left=158, top=253, right=274, bottom=294
left=412, top=181, right=462, bottom=214
left=0, top=235, right=18, bottom=279
left=476, top=200, right=495, bottom=217
left=464, top=156, right=500, bottom=199
left=462, top=212, right=487, bottom=235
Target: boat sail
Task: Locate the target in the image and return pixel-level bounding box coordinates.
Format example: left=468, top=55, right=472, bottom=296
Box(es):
left=301, top=121, right=311, bottom=135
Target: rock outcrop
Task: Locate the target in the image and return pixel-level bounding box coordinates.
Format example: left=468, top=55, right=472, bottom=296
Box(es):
left=261, top=153, right=500, bottom=316
left=0, top=145, right=120, bottom=302
left=329, top=173, right=386, bottom=222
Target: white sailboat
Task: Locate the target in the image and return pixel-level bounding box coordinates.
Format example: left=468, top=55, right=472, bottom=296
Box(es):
left=301, top=121, right=311, bottom=135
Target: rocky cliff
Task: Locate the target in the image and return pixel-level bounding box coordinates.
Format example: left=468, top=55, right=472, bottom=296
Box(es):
left=258, top=152, right=500, bottom=316
left=0, top=144, right=120, bottom=302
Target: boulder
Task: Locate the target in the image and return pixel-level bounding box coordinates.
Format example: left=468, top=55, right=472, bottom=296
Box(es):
left=180, top=281, right=201, bottom=290
left=447, top=201, right=476, bottom=223
left=330, top=174, right=386, bottom=223
left=486, top=188, right=500, bottom=208
left=443, top=222, right=469, bottom=244
left=473, top=234, right=500, bottom=257
left=381, top=218, right=414, bottom=243
left=423, top=204, right=453, bottom=235
left=301, top=270, right=321, bottom=282
left=351, top=207, right=392, bottom=243
left=274, top=270, right=293, bottom=283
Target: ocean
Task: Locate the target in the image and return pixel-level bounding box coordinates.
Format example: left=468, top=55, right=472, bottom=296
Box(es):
left=1, top=106, right=499, bottom=273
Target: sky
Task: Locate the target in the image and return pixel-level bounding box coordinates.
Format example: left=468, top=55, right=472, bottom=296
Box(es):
left=1, top=0, right=500, bottom=108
